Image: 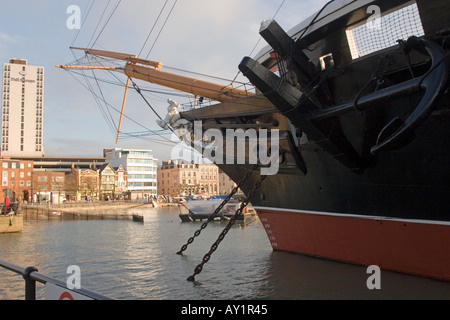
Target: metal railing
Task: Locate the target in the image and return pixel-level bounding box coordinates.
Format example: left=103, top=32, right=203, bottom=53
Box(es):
left=0, top=259, right=113, bottom=300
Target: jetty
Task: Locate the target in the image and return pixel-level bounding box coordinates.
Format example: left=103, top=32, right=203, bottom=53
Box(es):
left=20, top=200, right=155, bottom=221
left=1, top=203, right=23, bottom=233
left=0, top=214, right=23, bottom=233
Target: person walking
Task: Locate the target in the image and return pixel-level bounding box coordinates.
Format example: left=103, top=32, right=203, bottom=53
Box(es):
left=4, top=196, right=10, bottom=214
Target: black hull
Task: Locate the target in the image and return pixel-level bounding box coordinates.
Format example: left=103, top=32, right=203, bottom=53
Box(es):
left=175, top=0, right=450, bottom=280
left=220, top=107, right=450, bottom=222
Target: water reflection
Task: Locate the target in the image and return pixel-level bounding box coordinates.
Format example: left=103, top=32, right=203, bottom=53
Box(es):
left=264, top=250, right=450, bottom=300
left=1, top=206, right=449, bottom=300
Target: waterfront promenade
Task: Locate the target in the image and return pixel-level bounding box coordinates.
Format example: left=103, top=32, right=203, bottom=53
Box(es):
left=19, top=200, right=157, bottom=220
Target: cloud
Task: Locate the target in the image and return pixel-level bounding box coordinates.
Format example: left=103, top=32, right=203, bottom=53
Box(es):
left=0, top=32, right=26, bottom=60
left=0, top=32, right=20, bottom=44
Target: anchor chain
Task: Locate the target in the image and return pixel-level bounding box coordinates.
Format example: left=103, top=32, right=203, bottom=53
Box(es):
left=187, top=173, right=267, bottom=282
left=176, top=164, right=259, bottom=255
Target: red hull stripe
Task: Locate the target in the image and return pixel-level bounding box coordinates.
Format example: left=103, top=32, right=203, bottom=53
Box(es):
left=255, top=207, right=450, bottom=281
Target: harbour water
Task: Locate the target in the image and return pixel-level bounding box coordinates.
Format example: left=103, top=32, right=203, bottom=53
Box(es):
left=0, top=206, right=449, bottom=300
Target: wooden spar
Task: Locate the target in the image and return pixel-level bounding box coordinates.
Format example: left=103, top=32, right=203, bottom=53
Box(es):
left=67, top=47, right=254, bottom=102
left=70, top=47, right=163, bottom=69
left=58, top=47, right=255, bottom=143
left=116, top=77, right=131, bottom=144
left=123, top=63, right=253, bottom=102
left=56, top=65, right=123, bottom=70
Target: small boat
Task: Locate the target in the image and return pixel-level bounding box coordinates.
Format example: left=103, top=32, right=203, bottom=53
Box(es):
left=178, top=199, right=252, bottom=222
left=1, top=204, right=23, bottom=233
left=132, top=214, right=144, bottom=223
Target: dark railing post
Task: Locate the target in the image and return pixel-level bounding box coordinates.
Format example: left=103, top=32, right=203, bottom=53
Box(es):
left=22, top=266, right=39, bottom=300
left=1, top=259, right=112, bottom=300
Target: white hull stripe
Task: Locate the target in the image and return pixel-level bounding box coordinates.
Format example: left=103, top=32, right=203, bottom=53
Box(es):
left=253, top=206, right=450, bottom=226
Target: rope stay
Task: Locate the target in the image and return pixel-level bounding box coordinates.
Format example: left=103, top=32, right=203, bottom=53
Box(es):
left=138, top=0, right=170, bottom=57
left=62, top=68, right=177, bottom=147
left=145, top=0, right=179, bottom=59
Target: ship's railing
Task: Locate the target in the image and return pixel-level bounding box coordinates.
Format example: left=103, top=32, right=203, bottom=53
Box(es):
left=0, top=259, right=112, bottom=300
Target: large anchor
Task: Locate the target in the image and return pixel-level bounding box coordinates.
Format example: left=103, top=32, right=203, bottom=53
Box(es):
left=370, top=36, right=449, bottom=153
left=239, top=20, right=366, bottom=173
left=239, top=19, right=449, bottom=164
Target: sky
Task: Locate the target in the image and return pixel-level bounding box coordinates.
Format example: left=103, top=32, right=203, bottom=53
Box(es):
left=0, top=0, right=324, bottom=163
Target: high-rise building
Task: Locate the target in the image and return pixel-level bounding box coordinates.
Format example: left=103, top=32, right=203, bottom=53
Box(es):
left=1, top=59, right=44, bottom=157
left=104, top=148, right=157, bottom=199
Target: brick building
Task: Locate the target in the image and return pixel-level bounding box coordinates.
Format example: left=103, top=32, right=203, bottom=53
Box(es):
left=32, top=170, right=65, bottom=203
left=0, top=158, right=33, bottom=203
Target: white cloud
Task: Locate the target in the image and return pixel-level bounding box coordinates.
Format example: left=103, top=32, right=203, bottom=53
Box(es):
left=0, top=32, right=20, bottom=44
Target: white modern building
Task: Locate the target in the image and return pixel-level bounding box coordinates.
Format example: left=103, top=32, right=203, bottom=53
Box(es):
left=1, top=59, right=44, bottom=157
left=104, top=148, right=157, bottom=199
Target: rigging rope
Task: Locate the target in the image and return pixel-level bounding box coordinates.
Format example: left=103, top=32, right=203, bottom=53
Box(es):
left=85, top=54, right=119, bottom=135
left=91, top=0, right=122, bottom=48
left=87, top=0, right=111, bottom=48
left=297, top=0, right=335, bottom=41
left=63, top=69, right=177, bottom=146
left=230, top=0, right=287, bottom=85
left=91, top=69, right=118, bottom=133
left=145, top=0, right=178, bottom=59
left=129, top=79, right=164, bottom=122
left=138, top=0, right=170, bottom=57
left=70, top=0, right=95, bottom=47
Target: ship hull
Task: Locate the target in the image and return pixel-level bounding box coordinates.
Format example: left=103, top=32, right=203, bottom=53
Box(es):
left=256, top=207, right=450, bottom=281
left=177, top=0, right=450, bottom=281
left=221, top=108, right=450, bottom=218
left=217, top=109, right=450, bottom=281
